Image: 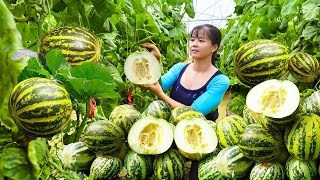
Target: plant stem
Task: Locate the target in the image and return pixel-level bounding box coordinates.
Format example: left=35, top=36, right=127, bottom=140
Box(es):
left=74, top=100, right=90, bottom=142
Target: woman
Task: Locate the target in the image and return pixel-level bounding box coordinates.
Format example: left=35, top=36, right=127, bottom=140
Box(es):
left=141, top=24, right=230, bottom=179
left=142, top=24, right=230, bottom=120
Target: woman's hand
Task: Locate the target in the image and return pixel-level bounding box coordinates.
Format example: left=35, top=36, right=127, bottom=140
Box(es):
left=141, top=43, right=161, bottom=61
left=138, top=81, right=163, bottom=96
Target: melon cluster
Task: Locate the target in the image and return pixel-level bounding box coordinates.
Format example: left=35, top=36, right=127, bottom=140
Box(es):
left=58, top=100, right=220, bottom=180
left=234, top=40, right=320, bottom=86
left=198, top=78, right=320, bottom=180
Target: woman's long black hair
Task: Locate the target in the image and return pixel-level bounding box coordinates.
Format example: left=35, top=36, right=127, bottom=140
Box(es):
left=190, top=24, right=222, bottom=65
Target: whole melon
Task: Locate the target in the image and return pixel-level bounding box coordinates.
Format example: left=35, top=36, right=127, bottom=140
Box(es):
left=39, top=26, right=100, bottom=66
left=8, top=77, right=72, bottom=137
left=233, top=40, right=290, bottom=86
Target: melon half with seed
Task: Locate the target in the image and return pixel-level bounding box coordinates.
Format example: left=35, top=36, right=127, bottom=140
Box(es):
left=174, top=118, right=218, bottom=160
left=246, top=79, right=300, bottom=118
left=124, top=51, right=161, bottom=85
left=127, top=116, right=173, bottom=155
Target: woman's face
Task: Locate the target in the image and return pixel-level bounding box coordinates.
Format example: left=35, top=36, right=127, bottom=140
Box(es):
left=189, top=30, right=217, bottom=60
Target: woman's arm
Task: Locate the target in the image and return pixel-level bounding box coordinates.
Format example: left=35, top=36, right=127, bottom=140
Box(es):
left=191, top=74, right=230, bottom=115
left=145, top=82, right=185, bottom=108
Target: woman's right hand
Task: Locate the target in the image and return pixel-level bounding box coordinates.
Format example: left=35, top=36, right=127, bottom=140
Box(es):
left=138, top=81, right=163, bottom=97
left=141, top=43, right=161, bottom=61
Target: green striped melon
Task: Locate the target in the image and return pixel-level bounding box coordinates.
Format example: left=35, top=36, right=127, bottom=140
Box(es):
left=128, top=116, right=173, bottom=155
left=243, top=104, right=296, bottom=131
left=171, top=106, right=197, bottom=120
left=109, top=104, right=141, bottom=136
left=60, top=142, right=96, bottom=171
left=142, top=100, right=172, bottom=120
left=153, top=149, right=186, bottom=180
left=285, top=155, right=318, bottom=180
left=288, top=52, right=320, bottom=82
left=90, top=156, right=122, bottom=180
left=216, top=145, right=254, bottom=179
left=285, top=113, right=320, bottom=160
left=242, top=105, right=258, bottom=125
left=198, top=155, right=227, bottom=180
left=84, top=120, right=125, bottom=155
left=124, top=51, right=161, bottom=85
left=234, top=40, right=290, bottom=86
left=299, top=90, right=320, bottom=116
left=174, top=118, right=218, bottom=160
left=39, top=26, right=100, bottom=66
left=246, top=79, right=300, bottom=119
left=216, top=115, right=247, bottom=148
left=239, top=123, right=284, bottom=162
left=8, top=77, right=72, bottom=137
left=172, top=108, right=206, bottom=125
left=250, top=162, right=285, bottom=180
left=123, top=150, right=152, bottom=180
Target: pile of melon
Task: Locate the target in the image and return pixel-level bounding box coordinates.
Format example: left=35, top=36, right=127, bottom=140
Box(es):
left=58, top=99, right=219, bottom=180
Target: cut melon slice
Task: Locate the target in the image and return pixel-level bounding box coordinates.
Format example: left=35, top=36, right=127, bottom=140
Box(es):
left=128, top=116, right=173, bottom=155
left=174, top=118, right=218, bottom=160
left=124, top=51, right=161, bottom=85
left=246, top=79, right=300, bottom=118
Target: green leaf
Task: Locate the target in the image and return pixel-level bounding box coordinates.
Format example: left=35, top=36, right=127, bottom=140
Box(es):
left=67, top=62, right=120, bottom=101
left=0, top=125, right=12, bottom=153
left=184, top=3, right=195, bottom=18
left=0, top=113, right=18, bottom=133
left=28, top=138, right=49, bottom=178
left=103, top=60, right=125, bottom=91
left=45, top=49, right=69, bottom=76
left=281, top=0, right=299, bottom=16
left=17, top=58, right=51, bottom=82
left=302, top=0, right=320, bottom=21
left=0, top=144, right=35, bottom=180
left=167, top=0, right=185, bottom=6
left=301, top=25, right=320, bottom=40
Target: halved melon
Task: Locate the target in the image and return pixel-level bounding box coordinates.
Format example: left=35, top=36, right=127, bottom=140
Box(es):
left=246, top=79, right=300, bottom=118
left=127, top=116, right=173, bottom=155
left=174, top=118, right=218, bottom=160
left=124, top=51, right=161, bottom=85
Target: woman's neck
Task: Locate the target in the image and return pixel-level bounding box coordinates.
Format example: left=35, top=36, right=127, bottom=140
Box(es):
left=191, top=58, right=214, bottom=72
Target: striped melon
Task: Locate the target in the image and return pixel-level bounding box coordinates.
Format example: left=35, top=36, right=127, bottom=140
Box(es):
left=84, top=120, right=125, bottom=155
left=242, top=105, right=258, bottom=125
left=198, top=155, right=227, bottom=180
left=174, top=118, right=218, bottom=160
left=250, top=162, right=285, bottom=180
left=123, top=150, right=152, bottom=180
left=216, top=115, right=247, bottom=148
left=234, top=40, right=290, bottom=86
left=216, top=145, right=254, bottom=179
left=243, top=104, right=296, bottom=131
left=285, top=155, right=318, bottom=180
left=109, top=104, right=141, bottom=136
left=128, top=116, right=173, bottom=155
left=60, top=142, right=96, bottom=171
left=288, top=52, right=320, bottom=82
left=246, top=79, right=300, bottom=119
left=39, top=26, right=100, bottom=66
left=90, top=156, right=122, bottom=180
left=124, top=51, right=161, bottom=85
left=299, top=90, right=320, bottom=116
left=239, top=123, right=284, bottom=162
left=142, top=100, right=172, bottom=120
left=153, top=149, right=186, bottom=180
left=172, top=109, right=206, bottom=125
left=8, top=77, right=72, bottom=137
left=284, top=113, right=320, bottom=160
left=171, top=106, right=197, bottom=120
